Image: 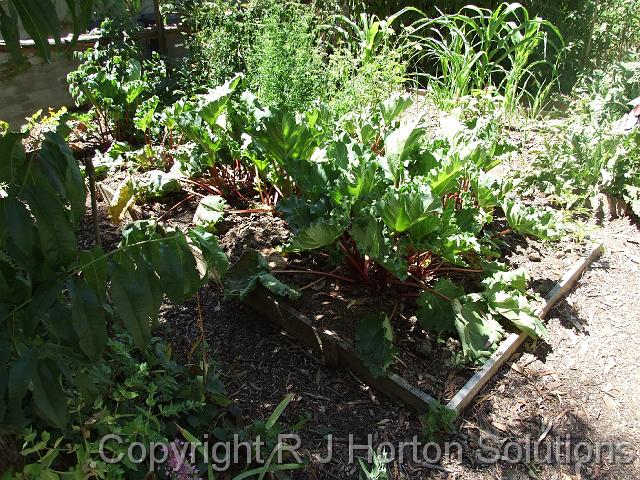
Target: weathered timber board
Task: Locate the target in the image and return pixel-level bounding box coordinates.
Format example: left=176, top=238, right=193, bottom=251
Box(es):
left=246, top=287, right=438, bottom=410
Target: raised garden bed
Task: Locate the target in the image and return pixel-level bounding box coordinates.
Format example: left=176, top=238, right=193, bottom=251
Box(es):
left=99, top=177, right=602, bottom=407
left=241, top=242, right=604, bottom=413
left=97, top=178, right=604, bottom=415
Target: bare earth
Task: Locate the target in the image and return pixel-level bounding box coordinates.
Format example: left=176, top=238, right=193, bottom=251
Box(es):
left=445, top=217, right=640, bottom=480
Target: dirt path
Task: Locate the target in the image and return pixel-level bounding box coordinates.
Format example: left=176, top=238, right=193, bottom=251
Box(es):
left=448, top=218, right=640, bottom=479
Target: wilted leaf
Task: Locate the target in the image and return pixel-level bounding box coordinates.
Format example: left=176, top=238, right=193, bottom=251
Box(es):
left=108, top=178, right=136, bottom=224
left=224, top=250, right=299, bottom=300
left=452, top=298, right=504, bottom=363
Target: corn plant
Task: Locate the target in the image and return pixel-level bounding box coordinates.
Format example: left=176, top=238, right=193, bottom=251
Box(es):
left=407, top=2, right=563, bottom=115
left=329, top=8, right=416, bottom=66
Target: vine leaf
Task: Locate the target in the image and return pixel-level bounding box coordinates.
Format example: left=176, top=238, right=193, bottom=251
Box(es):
left=32, top=362, right=67, bottom=431
left=188, top=226, right=229, bottom=281
left=110, top=257, right=161, bottom=351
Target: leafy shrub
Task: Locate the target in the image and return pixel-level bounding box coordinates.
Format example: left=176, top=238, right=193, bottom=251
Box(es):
left=172, top=0, right=247, bottom=95
left=325, top=11, right=411, bottom=118
left=0, top=130, right=228, bottom=434
left=172, top=0, right=327, bottom=113
left=518, top=58, right=640, bottom=217
left=11, top=332, right=226, bottom=478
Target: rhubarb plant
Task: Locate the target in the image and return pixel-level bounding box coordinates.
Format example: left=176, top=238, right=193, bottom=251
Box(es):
left=160, top=75, right=243, bottom=191
left=254, top=93, right=562, bottom=365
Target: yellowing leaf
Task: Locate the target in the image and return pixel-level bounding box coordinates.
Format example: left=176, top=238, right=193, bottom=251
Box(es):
left=108, top=178, right=136, bottom=224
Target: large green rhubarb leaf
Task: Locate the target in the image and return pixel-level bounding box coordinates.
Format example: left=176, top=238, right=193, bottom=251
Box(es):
left=379, top=92, right=413, bottom=125
left=383, top=125, right=425, bottom=184
left=285, top=218, right=347, bottom=252
left=416, top=279, right=465, bottom=333
left=198, top=74, right=242, bottom=127
left=503, top=200, right=563, bottom=240
left=251, top=109, right=319, bottom=164
left=482, top=269, right=547, bottom=338
left=355, top=313, right=396, bottom=378
left=224, top=250, right=299, bottom=300
left=452, top=298, right=504, bottom=363
left=487, top=290, right=547, bottom=338
left=378, top=183, right=440, bottom=233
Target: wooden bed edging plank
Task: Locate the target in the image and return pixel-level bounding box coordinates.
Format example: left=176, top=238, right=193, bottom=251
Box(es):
left=446, top=242, right=605, bottom=413
left=246, top=287, right=439, bottom=411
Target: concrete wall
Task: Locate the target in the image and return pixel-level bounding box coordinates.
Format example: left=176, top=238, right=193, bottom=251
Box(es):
left=0, top=51, right=79, bottom=128
left=0, top=52, right=79, bottom=128
left=0, top=28, right=184, bottom=129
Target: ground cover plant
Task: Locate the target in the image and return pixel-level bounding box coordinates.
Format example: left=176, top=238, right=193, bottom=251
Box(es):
left=2, top=0, right=640, bottom=478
